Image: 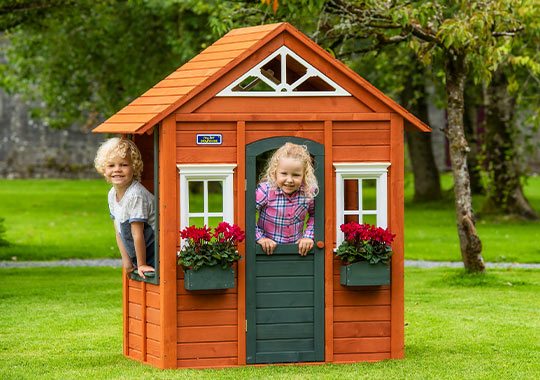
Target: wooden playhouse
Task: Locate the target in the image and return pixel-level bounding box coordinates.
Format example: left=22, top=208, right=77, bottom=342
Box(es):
left=93, top=22, right=429, bottom=369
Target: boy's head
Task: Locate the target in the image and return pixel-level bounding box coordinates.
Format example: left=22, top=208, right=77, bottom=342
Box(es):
left=94, top=137, right=143, bottom=182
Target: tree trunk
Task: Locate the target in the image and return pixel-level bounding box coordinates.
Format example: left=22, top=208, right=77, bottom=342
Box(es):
left=482, top=69, right=538, bottom=220
left=401, top=64, right=442, bottom=202
left=445, top=54, right=485, bottom=273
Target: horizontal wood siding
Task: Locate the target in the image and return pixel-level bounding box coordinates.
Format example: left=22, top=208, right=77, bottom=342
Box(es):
left=176, top=122, right=237, bottom=163
left=245, top=121, right=324, bottom=145
left=126, top=280, right=161, bottom=365
left=333, top=121, right=391, bottom=162
left=176, top=270, right=239, bottom=367
left=194, top=97, right=373, bottom=114
left=333, top=258, right=391, bottom=359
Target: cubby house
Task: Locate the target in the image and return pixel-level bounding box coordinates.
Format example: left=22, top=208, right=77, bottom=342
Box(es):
left=93, top=22, right=429, bottom=369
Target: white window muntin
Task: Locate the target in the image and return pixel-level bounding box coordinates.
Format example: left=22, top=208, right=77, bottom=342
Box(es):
left=216, top=46, right=351, bottom=97
left=177, top=164, right=236, bottom=234
left=334, top=163, right=390, bottom=246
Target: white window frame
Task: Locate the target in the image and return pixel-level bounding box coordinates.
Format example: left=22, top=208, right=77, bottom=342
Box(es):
left=177, top=164, right=237, bottom=234
left=334, top=162, right=390, bottom=246
left=216, top=46, right=351, bottom=97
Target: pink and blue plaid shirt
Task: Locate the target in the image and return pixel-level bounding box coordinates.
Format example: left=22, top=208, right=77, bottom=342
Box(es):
left=255, top=182, right=315, bottom=244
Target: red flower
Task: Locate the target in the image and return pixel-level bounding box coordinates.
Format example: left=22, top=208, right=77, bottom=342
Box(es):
left=339, top=222, right=395, bottom=246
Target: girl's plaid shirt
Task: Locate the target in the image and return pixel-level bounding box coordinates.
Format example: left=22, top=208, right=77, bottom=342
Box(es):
left=255, top=182, right=315, bottom=244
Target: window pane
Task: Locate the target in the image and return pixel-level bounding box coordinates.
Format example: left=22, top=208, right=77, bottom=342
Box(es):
left=362, top=214, right=377, bottom=226
left=344, top=214, right=359, bottom=223
left=208, top=216, right=223, bottom=228
left=208, top=181, right=223, bottom=212
left=188, top=181, right=204, bottom=213
left=188, top=217, right=205, bottom=227
left=362, top=179, right=377, bottom=210
left=344, top=179, right=359, bottom=211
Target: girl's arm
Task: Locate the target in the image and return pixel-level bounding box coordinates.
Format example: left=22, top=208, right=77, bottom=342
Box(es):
left=302, top=199, right=315, bottom=240
left=255, top=183, right=268, bottom=241
left=131, top=222, right=154, bottom=278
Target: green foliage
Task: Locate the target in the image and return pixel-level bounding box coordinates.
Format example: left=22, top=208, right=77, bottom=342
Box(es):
left=0, top=0, right=220, bottom=128
left=177, top=224, right=244, bottom=271
left=335, top=240, right=392, bottom=265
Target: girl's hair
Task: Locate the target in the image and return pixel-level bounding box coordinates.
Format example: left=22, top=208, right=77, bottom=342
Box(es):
left=94, top=137, right=143, bottom=182
left=260, top=142, right=319, bottom=199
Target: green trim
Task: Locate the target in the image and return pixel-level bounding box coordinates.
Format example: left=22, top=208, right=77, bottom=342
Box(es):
left=246, top=136, right=324, bottom=364
left=184, top=266, right=235, bottom=290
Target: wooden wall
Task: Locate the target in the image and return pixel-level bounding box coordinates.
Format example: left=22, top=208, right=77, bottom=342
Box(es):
left=172, top=115, right=401, bottom=367
left=125, top=280, right=162, bottom=367
left=125, top=133, right=161, bottom=367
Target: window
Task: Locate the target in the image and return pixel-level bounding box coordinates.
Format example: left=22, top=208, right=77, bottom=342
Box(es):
left=216, top=46, right=351, bottom=97
left=334, top=163, right=390, bottom=246
left=177, top=164, right=236, bottom=232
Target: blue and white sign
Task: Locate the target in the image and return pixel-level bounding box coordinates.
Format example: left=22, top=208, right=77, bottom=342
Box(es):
left=196, top=134, right=222, bottom=145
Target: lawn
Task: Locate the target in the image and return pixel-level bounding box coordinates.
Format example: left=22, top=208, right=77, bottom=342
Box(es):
left=0, top=179, right=117, bottom=261
left=0, top=176, right=539, bottom=262
left=0, top=267, right=538, bottom=379
left=404, top=174, right=540, bottom=263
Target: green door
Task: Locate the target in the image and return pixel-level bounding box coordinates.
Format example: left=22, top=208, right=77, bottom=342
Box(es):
left=246, top=136, right=324, bottom=364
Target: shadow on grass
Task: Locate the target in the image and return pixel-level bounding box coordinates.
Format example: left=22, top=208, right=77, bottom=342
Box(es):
left=430, top=269, right=536, bottom=288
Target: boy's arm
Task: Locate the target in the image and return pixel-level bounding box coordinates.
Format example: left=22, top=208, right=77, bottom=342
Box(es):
left=131, top=222, right=154, bottom=278
left=114, top=224, right=134, bottom=271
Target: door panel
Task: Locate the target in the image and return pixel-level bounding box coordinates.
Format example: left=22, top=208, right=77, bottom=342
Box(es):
left=246, top=136, right=324, bottom=364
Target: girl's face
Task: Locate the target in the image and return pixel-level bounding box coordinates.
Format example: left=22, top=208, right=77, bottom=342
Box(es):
left=104, top=155, right=134, bottom=188
left=275, top=157, right=304, bottom=194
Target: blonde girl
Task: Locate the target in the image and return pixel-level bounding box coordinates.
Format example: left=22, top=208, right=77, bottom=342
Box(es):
left=256, top=142, right=319, bottom=256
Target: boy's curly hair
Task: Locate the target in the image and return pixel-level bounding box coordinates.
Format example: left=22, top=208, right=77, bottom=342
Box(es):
left=260, top=142, right=319, bottom=199
left=94, top=137, right=143, bottom=182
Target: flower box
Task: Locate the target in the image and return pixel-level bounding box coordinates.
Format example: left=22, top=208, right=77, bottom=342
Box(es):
left=184, top=265, right=235, bottom=290
left=340, top=261, right=390, bottom=286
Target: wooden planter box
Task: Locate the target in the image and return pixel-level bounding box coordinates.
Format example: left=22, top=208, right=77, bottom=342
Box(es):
left=184, top=266, right=235, bottom=290
left=340, top=261, right=391, bottom=286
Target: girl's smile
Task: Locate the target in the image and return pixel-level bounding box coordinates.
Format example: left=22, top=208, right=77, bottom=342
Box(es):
left=276, top=157, right=304, bottom=194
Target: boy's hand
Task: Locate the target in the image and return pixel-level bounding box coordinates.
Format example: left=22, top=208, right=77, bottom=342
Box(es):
left=257, top=238, right=277, bottom=255
left=297, top=238, right=314, bottom=256
left=137, top=264, right=155, bottom=278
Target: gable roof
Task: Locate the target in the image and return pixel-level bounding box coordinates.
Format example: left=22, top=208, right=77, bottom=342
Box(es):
left=93, top=22, right=429, bottom=134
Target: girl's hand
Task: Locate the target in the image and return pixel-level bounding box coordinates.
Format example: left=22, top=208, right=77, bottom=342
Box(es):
left=297, top=238, right=314, bottom=256
left=137, top=264, right=155, bottom=278
left=257, top=238, right=277, bottom=255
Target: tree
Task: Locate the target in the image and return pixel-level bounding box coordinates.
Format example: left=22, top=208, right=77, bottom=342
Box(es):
left=0, top=0, right=223, bottom=128
left=481, top=68, right=539, bottom=219
left=479, top=11, right=540, bottom=220
left=312, top=0, right=540, bottom=272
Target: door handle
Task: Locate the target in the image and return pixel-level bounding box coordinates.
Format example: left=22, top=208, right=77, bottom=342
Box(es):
left=316, top=241, right=324, bottom=249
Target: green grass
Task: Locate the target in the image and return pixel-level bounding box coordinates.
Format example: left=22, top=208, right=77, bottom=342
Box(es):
left=0, top=176, right=539, bottom=262
left=404, top=174, right=540, bottom=263
left=0, top=267, right=538, bottom=379
left=0, top=180, right=117, bottom=261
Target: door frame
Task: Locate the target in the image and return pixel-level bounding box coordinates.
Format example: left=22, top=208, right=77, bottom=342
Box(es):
left=245, top=136, right=325, bottom=364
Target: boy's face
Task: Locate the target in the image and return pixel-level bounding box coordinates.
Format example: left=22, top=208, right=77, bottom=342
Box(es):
left=104, top=156, right=134, bottom=188
left=276, top=157, right=304, bottom=194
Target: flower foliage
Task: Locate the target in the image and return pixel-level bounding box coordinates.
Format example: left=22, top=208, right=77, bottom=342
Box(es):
left=178, top=222, right=245, bottom=271
left=336, top=222, right=395, bottom=265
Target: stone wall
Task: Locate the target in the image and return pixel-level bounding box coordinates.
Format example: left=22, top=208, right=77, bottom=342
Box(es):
left=0, top=90, right=104, bottom=179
